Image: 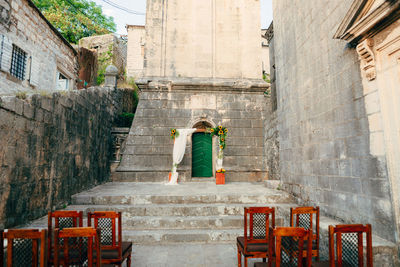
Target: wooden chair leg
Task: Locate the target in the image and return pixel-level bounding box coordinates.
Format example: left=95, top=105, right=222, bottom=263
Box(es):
left=127, top=254, right=132, bottom=267
left=244, top=256, right=248, bottom=267
left=237, top=245, right=242, bottom=267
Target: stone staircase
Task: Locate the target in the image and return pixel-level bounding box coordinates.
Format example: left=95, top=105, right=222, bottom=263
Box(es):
left=67, top=182, right=294, bottom=244
left=23, top=181, right=399, bottom=266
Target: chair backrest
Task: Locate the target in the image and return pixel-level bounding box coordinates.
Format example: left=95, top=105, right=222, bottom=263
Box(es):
left=54, top=227, right=101, bottom=267
left=244, top=207, right=275, bottom=252
left=87, top=211, right=122, bottom=255
left=328, top=224, right=373, bottom=267
left=290, top=207, right=319, bottom=247
left=269, top=227, right=312, bottom=267
left=48, top=210, right=83, bottom=258
left=0, top=229, right=47, bottom=267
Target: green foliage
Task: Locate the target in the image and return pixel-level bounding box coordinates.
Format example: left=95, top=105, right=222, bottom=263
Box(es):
left=263, top=72, right=270, bottom=83
left=96, top=44, right=114, bottom=85
left=170, top=129, right=180, bottom=139
left=263, top=73, right=271, bottom=96
left=32, top=0, right=116, bottom=44
left=206, top=125, right=228, bottom=150
left=15, top=91, right=27, bottom=99
left=114, top=112, right=134, bottom=127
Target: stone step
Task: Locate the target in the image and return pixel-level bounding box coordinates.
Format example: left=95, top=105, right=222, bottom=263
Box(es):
left=124, top=229, right=242, bottom=244
left=65, top=203, right=294, bottom=219
left=71, top=182, right=294, bottom=205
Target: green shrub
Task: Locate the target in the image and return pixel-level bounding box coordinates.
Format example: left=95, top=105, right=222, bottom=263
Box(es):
left=114, top=112, right=135, bottom=127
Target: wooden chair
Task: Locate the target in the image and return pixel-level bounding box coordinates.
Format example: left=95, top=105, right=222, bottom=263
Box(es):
left=312, top=224, right=373, bottom=267
left=0, top=229, right=47, bottom=267
left=54, top=227, right=101, bottom=267
left=88, top=211, right=132, bottom=267
left=290, top=207, right=319, bottom=260
left=48, top=210, right=84, bottom=265
left=237, top=207, right=275, bottom=267
left=254, top=227, right=312, bottom=267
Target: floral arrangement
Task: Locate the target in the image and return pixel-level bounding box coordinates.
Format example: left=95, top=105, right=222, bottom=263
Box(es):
left=207, top=125, right=228, bottom=150
left=170, top=128, right=180, bottom=139
left=216, top=168, right=226, bottom=173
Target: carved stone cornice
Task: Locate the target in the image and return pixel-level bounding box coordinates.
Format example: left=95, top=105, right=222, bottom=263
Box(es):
left=356, top=38, right=376, bottom=81
left=334, top=0, right=400, bottom=43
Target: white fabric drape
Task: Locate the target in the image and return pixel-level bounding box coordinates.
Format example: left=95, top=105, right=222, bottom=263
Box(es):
left=167, top=128, right=196, bottom=185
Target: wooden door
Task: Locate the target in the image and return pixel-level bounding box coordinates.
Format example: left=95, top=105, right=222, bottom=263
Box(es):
left=192, top=133, right=213, bottom=177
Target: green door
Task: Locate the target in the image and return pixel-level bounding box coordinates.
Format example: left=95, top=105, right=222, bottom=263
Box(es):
left=192, top=133, right=213, bottom=177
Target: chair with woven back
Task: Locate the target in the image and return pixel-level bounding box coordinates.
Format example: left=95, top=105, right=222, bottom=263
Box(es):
left=47, top=210, right=84, bottom=265
left=237, top=207, right=275, bottom=267
left=254, top=227, right=313, bottom=267
left=53, top=227, right=101, bottom=267
left=312, top=224, right=373, bottom=267
left=88, top=211, right=132, bottom=267
left=290, top=207, right=320, bottom=261
left=0, top=229, right=48, bottom=267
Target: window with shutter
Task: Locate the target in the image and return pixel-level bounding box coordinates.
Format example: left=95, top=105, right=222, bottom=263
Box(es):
left=29, top=55, right=40, bottom=86
left=0, top=34, right=13, bottom=73
left=10, top=44, right=27, bottom=80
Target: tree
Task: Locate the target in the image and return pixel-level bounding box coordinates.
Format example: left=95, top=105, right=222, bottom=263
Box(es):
left=33, top=0, right=116, bottom=44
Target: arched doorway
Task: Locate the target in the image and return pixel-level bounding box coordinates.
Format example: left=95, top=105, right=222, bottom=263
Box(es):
left=192, top=121, right=213, bottom=178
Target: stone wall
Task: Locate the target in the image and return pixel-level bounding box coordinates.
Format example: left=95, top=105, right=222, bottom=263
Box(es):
left=116, top=79, right=269, bottom=182
left=0, top=0, right=77, bottom=95
left=79, top=34, right=127, bottom=83
left=126, top=25, right=145, bottom=79
left=272, top=0, right=396, bottom=241
left=144, top=0, right=262, bottom=79
left=0, top=87, right=134, bottom=228
left=263, top=97, right=279, bottom=180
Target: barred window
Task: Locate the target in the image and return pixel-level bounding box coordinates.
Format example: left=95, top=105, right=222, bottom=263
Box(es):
left=10, top=45, right=26, bottom=80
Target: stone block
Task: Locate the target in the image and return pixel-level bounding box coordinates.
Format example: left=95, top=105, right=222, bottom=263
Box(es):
left=330, top=176, right=362, bottom=194
left=14, top=98, right=24, bottom=116
left=346, top=135, right=369, bottom=158
left=0, top=96, right=16, bottom=112
left=23, top=102, right=34, bottom=119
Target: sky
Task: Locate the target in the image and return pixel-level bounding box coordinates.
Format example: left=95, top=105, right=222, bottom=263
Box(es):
left=92, top=0, right=273, bottom=35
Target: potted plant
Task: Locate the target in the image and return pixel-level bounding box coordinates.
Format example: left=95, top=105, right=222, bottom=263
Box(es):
left=216, top=168, right=226, bottom=185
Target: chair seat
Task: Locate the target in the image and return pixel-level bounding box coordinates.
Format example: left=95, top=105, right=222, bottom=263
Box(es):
left=101, top=242, right=133, bottom=260
left=237, top=236, right=269, bottom=255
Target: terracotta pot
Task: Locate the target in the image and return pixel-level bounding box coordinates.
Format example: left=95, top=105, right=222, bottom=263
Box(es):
left=216, top=172, right=225, bottom=185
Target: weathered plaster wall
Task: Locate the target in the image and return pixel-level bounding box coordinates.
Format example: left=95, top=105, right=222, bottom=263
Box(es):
left=126, top=25, right=145, bottom=79
left=116, top=81, right=268, bottom=182
left=0, top=87, right=134, bottom=228
left=144, top=0, right=262, bottom=79
left=273, top=0, right=396, bottom=241
left=0, top=0, right=77, bottom=95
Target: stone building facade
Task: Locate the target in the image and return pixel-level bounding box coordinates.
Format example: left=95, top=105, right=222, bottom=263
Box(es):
left=126, top=25, right=145, bottom=79
left=143, top=0, right=262, bottom=79
left=0, top=0, right=77, bottom=95
left=271, top=0, right=400, bottom=242
left=116, top=0, right=269, bottom=182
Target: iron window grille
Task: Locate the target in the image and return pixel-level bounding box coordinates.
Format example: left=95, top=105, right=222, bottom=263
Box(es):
left=10, top=44, right=27, bottom=80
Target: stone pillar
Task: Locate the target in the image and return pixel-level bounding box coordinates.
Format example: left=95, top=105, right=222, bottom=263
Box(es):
left=104, top=65, right=118, bottom=88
